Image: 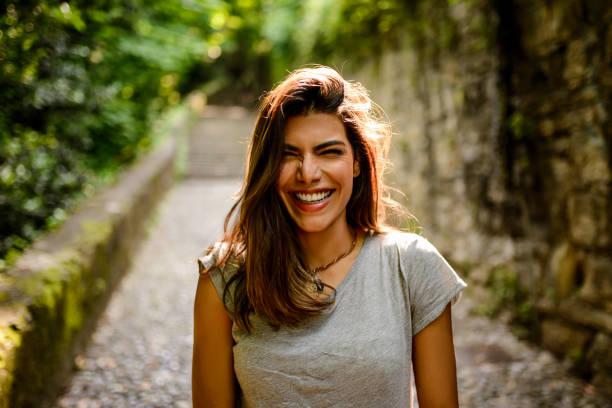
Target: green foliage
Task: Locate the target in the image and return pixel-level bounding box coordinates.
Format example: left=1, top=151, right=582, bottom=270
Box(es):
left=0, top=0, right=269, bottom=263
left=261, top=0, right=411, bottom=77
left=507, top=111, right=535, bottom=141
left=258, top=0, right=462, bottom=83
left=477, top=266, right=537, bottom=338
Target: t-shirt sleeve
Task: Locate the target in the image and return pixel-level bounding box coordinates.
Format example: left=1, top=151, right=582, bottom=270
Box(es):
left=398, top=234, right=467, bottom=336
left=196, top=243, right=237, bottom=319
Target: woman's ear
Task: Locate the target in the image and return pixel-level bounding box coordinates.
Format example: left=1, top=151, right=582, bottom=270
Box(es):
left=353, top=161, right=360, bottom=177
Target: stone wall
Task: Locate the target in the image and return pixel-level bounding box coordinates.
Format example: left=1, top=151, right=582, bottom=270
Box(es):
left=0, top=109, right=191, bottom=407
left=343, top=0, right=612, bottom=392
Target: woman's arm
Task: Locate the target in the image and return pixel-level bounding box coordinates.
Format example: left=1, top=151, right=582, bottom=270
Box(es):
left=192, top=273, right=235, bottom=408
left=412, top=303, right=459, bottom=408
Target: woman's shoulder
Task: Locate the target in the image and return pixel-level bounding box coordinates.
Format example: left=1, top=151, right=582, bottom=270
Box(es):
left=371, top=230, right=452, bottom=271
left=196, top=241, right=242, bottom=319
left=375, top=230, right=437, bottom=254
left=197, top=240, right=242, bottom=277
left=375, top=229, right=464, bottom=287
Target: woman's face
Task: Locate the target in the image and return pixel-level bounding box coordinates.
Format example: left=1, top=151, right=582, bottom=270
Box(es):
left=276, top=112, right=356, bottom=235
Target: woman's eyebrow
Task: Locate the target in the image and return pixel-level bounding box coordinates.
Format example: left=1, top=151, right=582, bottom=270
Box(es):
left=313, top=140, right=346, bottom=151
left=282, top=143, right=300, bottom=152
left=282, top=140, right=346, bottom=152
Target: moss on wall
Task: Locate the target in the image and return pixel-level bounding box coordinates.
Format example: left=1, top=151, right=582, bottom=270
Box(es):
left=0, top=108, right=188, bottom=407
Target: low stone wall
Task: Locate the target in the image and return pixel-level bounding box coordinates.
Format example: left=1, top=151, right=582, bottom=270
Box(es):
left=342, top=0, right=612, bottom=394
left=0, top=113, right=188, bottom=407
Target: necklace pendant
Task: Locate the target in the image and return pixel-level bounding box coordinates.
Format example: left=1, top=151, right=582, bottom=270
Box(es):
left=306, top=230, right=357, bottom=293
left=313, top=277, right=324, bottom=292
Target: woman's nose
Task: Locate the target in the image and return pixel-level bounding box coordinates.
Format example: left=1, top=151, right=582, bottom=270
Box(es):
left=296, top=155, right=320, bottom=184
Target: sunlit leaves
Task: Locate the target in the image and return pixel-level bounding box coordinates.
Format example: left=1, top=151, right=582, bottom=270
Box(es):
left=50, top=2, right=86, bottom=32
left=0, top=0, right=268, bottom=262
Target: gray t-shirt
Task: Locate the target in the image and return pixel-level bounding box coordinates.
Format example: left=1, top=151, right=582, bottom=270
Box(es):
left=197, top=231, right=467, bottom=408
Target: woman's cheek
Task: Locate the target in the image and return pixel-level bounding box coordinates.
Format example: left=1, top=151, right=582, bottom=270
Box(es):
left=277, top=163, right=292, bottom=186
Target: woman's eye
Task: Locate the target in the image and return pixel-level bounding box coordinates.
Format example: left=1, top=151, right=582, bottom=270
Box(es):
left=282, top=151, right=297, bottom=157
left=322, top=149, right=343, bottom=156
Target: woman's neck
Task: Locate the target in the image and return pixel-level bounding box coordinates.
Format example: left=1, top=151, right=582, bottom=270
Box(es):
left=297, top=221, right=355, bottom=270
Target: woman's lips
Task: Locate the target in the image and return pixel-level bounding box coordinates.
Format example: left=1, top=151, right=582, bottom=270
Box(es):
left=290, top=189, right=334, bottom=212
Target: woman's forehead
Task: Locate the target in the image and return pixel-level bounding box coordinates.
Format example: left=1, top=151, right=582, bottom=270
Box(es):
left=283, top=113, right=347, bottom=145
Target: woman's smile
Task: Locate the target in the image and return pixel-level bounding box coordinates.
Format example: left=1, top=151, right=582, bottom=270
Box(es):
left=291, top=189, right=334, bottom=211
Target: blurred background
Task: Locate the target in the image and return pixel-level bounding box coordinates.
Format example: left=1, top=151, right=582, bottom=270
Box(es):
left=1, top=0, right=611, bottom=407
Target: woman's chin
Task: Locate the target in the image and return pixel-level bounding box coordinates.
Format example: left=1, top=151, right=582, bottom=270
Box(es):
left=296, top=225, right=329, bottom=234
left=292, top=213, right=348, bottom=236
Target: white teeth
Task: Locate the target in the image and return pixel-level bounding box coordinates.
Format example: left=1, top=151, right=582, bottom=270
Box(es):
left=294, top=191, right=332, bottom=203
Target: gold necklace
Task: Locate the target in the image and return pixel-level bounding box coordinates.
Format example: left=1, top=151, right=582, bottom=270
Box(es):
left=309, top=231, right=358, bottom=292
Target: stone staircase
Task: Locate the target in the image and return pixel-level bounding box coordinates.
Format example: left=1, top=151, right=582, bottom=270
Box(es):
left=186, top=106, right=255, bottom=178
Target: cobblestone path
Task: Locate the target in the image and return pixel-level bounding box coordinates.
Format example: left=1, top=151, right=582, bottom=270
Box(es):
left=453, top=297, right=610, bottom=407
left=55, top=108, right=610, bottom=407
left=55, top=178, right=241, bottom=408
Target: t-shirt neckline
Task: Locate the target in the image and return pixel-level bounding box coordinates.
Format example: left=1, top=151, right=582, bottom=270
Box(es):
left=329, top=232, right=374, bottom=295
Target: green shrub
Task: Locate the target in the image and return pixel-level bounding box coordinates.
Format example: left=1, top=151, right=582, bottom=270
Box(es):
left=477, top=266, right=537, bottom=338
left=0, top=0, right=269, bottom=265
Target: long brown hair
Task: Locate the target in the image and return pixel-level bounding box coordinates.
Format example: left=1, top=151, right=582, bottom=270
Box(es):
left=204, top=66, right=395, bottom=331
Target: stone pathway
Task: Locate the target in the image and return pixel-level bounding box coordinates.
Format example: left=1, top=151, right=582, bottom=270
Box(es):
left=453, top=297, right=610, bottom=407
left=55, top=108, right=611, bottom=407
left=55, top=178, right=242, bottom=408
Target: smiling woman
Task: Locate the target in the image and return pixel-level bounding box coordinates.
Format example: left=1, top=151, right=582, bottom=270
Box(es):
left=192, top=66, right=467, bottom=408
